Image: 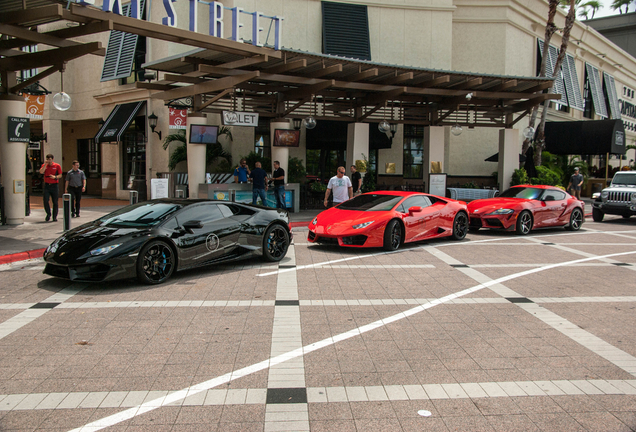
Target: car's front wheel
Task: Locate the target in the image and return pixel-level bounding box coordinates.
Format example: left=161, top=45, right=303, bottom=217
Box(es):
left=383, top=219, right=402, bottom=251
left=515, top=211, right=533, bottom=235
left=592, top=208, right=604, bottom=222
left=452, top=212, right=469, bottom=240
left=137, top=240, right=175, bottom=284
left=263, top=224, right=290, bottom=262
left=566, top=208, right=583, bottom=231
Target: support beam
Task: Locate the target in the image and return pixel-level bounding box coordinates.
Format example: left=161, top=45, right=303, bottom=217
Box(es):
left=0, top=21, right=113, bottom=50
left=152, top=72, right=260, bottom=100
left=304, top=64, right=342, bottom=78
left=508, top=93, right=560, bottom=112
left=0, top=4, right=63, bottom=25
left=282, top=80, right=334, bottom=101
left=507, top=109, right=532, bottom=128
left=264, top=59, right=307, bottom=74
left=195, top=89, right=232, bottom=111
left=10, top=64, right=63, bottom=93
left=487, top=79, right=517, bottom=92
left=380, top=72, right=413, bottom=85
left=346, top=68, right=378, bottom=81
left=415, top=75, right=450, bottom=87
left=0, top=42, right=102, bottom=71
left=356, top=88, right=406, bottom=107
left=164, top=74, right=207, bottom=84
left=282, top=97, right=311, bottom=117
left=449, top=77, right=482, bottom=90
left=218, top=55, right=269, bottom=69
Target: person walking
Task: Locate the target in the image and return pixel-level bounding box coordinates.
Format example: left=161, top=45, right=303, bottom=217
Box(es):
left=568, top=167, right=584, bottom=199
left=39, top=153, right=62, bottom=222
left=324, top=166, right=353, bottom=207
left=234, top=159, right=250, bottom=183
left=65, top=160, right=87, bottom=217
left=249, top=161, right=268, bottom=206
left=350, top=164, right=362, bottom=196
left=271, top=160, right=286, bottom=209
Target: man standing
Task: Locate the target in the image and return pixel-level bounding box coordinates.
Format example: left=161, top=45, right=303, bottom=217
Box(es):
left=249, top=161, right=268, bottom=206
left=65, top=160, right=87, bottom=217
left=324, top=166, right=353, bottom=207
left=271, top=160, right=286, bottom=209
left=568, top=167, right=584, bottom=199
left=234, top=159, right=250, bottom=183
left=39, top=153, right=62, bottom=222
left=350, top=164, right=362, bottom=196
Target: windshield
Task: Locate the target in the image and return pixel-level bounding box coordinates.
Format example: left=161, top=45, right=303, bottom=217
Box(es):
left=98, top=203, right=182, bottom=228
left=612, top=173, right=636, bottom=186
left=337, top=194, right=403, bottom=211
left=498, top=187, right=544, bottom=200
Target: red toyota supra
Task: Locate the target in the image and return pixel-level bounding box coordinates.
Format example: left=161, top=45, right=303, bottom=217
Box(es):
left=467, top=185, right=584, bottom=235
left=307, top=191, right=469, bottom=250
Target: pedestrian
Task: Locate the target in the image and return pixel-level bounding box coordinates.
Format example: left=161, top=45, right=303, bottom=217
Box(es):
left=249, top=161, right=268, bottom=206
left=234, top=159, right=250, bottom=183
left=568, top=167, right=584, bottom=199
left=271, top=160, right=286, bottom=209
left=350, top=164, right=362, bottom=196
left=65, top=160, right=86, bottom=218
left=39, top=153, right=62, bottom=222
left=324, top=166, right=353, bottom=207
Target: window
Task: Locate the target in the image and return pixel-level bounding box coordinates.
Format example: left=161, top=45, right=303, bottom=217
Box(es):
left=584, top=63, right=608, bottom=118
left=400, top=196, right=432, bottom=212
left=176, top=204, right=223, bottom=225
left=537, top=40, right=568, bottom=107
left=602, top=72, right=621, bottom=120
left=77, top=138, right=101, bottom=177
left=322, top=1, right=371, bottom=60
left=403, top=125, right=423, bottom=179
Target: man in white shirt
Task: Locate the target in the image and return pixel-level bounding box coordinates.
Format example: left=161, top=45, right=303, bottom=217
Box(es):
left=324, top=166, right=353, bottom=207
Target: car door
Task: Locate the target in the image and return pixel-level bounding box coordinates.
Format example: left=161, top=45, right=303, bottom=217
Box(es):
left=400, top=195, right=433, bottom=242
left=544, top=190, right=569, bottom=225
left=536, top=190, right=567, bottom=227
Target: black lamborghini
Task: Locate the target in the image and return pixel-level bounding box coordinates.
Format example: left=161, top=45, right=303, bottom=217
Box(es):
left=43, top=199, right=292, bottom=284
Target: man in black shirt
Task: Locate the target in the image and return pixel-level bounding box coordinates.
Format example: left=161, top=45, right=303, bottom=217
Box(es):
left=249, top=161, right=268, bottom=206
left=350, top=165, right=362, bottom=196
left=271, top=160, right=286, bottom=209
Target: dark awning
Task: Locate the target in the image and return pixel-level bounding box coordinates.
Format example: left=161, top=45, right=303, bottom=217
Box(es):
left=485, top=153, right=526, bottom=162
left=95, top=101, right=146, bottom=143
left=544, top=119, right=626, bottom=155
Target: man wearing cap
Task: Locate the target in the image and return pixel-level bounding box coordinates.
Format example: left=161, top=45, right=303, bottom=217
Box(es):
left=568, top=167, right=584, bottom=199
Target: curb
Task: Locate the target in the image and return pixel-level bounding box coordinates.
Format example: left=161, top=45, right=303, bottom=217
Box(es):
left=289, top=221, right=309, bottom=228
left=0, top=248, right=46, bottom=265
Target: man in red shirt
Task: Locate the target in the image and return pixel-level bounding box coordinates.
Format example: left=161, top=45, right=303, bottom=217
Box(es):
left=39, top=153, right=62, bottom=222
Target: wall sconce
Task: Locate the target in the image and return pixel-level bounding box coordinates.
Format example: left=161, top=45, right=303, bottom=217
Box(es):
left=292, top=118, right=302, bottom=130
left=389, top=123, right=398, bottom=138
left=148, top=112, right=162, bottom=140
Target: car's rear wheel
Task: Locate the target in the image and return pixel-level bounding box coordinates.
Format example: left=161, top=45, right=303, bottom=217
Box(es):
left=452, top=212, right=469, bottom=240
left=263, top=224, right=290, bottom=262
left=137, top=240, right=175, bottom=284
left=566, top=208, right=583, bottom=231
left=622, top=215, right=631, bottom=219
left=515, top=211, right=533, bottom=235
left=383, top=219, right=402, bottom=251
left=592, top=208, right=604, bottom=222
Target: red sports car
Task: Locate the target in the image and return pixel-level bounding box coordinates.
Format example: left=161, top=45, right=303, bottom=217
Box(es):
left=307, top=191, right=469, bottom=250
left=467, top=185, right=584, bottom=235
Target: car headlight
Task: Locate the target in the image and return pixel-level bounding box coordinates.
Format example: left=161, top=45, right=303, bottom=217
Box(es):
left=312, top=217, right=318, bottom=225
left=601, top=190, right=609, bottom=201
left=90, top=243, right=122, bottom=256
left=631, top=193, right=636, bottom=204
left=46, top=239, right=61, bottom=255
left=352, top=221, right=374, bottom=229
left=592, top=192, right=600, bottom=200
left=486, top=208, right=514, bottom=215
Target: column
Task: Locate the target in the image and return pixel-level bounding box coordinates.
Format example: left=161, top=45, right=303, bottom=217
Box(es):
left=498, top=128, right=520, bottom=191
left=0, top=96, right=28, bottom=224
left=186, top=113, right=207, bottom=198
left=270, top=120, right=291, bottom=180
left=422, top=126, right=445, bottom=193
left=42, top=118, right=62, bottom=163
left=346, top=122, right=369, bottom=176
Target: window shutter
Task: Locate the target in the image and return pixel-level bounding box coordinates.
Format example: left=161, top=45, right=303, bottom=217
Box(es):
left=538, top=40, right=568, bottom=106
left=561, top=54, right=584, bottom=111
left=322, top=1, right=371, bottom=61
left=585, top=63, right=608, bottom=118
left=100, top=0, right=146, bottom=82
left=603, top=72, right=621, bottom=120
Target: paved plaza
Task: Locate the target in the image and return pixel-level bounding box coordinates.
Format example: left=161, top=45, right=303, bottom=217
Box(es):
left=1, top=209, right=636, bottom=431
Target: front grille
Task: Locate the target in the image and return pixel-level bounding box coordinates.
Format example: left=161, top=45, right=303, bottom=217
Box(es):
left=315, top=237, right=339, bottom=245
left=44, top=263, right=69, bottom=279
left=341, top=235, right=367, bottom=246
left=484, top=218, right=504, bottom=228
left=69, top=264, right=111, bottom=281
left=308, top=231, right=316, bottom=241
left=469, top=218, right=482, bottom=228
left=608, top=191, right=632, bottom=203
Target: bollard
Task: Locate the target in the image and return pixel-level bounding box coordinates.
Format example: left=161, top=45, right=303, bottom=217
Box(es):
left=63, top=193, right=71, bottom=231
left=129, top=190, right=138, bottom=205
left=175, top=189, right=184, bottom=198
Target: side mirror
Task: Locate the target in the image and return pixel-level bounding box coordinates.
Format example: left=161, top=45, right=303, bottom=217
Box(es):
left=408, top=206, right=422, bottom=215
left=543, top=195, right=555, bottom=202
left=182, top=220, right=203, bottom=233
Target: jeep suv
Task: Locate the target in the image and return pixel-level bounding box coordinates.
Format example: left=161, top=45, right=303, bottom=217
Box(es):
left=592, top=171, right=636, bottom=221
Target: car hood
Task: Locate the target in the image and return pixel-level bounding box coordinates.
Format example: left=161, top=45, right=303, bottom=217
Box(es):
left=467, top=198, right=527, bottom=215
left=314, top=209, right=387, bottom=235
left=47, top=223, right=148, bottom=263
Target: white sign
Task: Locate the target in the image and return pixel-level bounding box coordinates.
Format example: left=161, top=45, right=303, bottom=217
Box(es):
left=222, top=111, right=259, bottom=127
left=151, top=178, right=169, bottom=199
left=428, top=173, right=447, bottom=197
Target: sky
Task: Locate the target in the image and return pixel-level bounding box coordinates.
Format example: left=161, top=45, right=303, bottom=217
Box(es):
left=592, top=3, right=630, bottom=18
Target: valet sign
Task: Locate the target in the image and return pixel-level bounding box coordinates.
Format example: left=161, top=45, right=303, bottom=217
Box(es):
left=7, top=117, right=30, bottom=143
left=77, top=0, right=283, bottom=50
left=222, top=111, right=258, bottom=127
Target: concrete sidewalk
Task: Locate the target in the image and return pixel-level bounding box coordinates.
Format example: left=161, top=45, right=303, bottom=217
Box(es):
left=0, top=197, right=319, bottom=264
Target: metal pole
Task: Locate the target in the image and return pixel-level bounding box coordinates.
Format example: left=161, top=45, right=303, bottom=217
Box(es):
left=130, top=190, right=138, bottom=205
left=63, top=193, right=71, bottom=231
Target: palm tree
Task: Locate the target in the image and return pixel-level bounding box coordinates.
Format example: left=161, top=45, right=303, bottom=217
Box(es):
left=578, top=0, right=603, bottom=18
left=162, top=127, right=233, bottom=171
left=611, top=0, right=632, bottom=13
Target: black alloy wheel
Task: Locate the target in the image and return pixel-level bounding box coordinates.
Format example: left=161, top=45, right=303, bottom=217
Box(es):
left=137, top=240, right=175, bottom=284
left=452, top=212, right=469, bottom=240
left=383, top=219, right=402, bottom=251
left=515, top=211, right=533, bottom=235
left=263, top=224, right=290, bottom=262
left=566, top=208, right=583, bottom=231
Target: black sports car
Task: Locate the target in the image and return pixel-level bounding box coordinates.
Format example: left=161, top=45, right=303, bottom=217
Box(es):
left=43, top=199, right=292, bottom=284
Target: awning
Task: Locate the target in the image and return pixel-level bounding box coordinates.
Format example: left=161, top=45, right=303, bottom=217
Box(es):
left=95, top=101, right=146, bottom=143
left=544, top=119, right=626, bottom=155
left=485, top=153, right=526, bottom=162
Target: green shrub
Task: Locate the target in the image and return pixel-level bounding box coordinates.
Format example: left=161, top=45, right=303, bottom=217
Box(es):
left=287, top=157, right=306, bottom=184
left=310, top=181, right=327, bottom=193
left=360, top=154, right=376, bottom=192
left=511, top=168, right=529, bottom=186
left=531, top=166, right=561, bottom=186
left=242, top=151, right=271, bottom=173
left=462, top=181, right=478, bottom=189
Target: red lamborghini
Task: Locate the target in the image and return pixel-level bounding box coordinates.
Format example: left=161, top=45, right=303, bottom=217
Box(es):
left=307, top=191, right=469, bottom=250
left=467, top=185, right=584, bottom=235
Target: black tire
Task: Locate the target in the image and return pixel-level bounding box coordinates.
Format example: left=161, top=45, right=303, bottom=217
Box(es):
left=452, top=212, right=469, bottom=240
left=592, top=208, right=604, bottom=222
left=566, top=208, right=583, bottom=231
left=137, top=240, right=175, bottom=285
left=383, top=219, right=402, bottom=251
left=262, top=224, right=290, bottom=262
left=515, top=211, right=533, bottom=235
left=622, top=215, right=631, bottom=219
left=469, top=226, right=480, bottom=233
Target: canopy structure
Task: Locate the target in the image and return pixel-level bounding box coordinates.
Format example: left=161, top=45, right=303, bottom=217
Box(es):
left=545, top=119, right=626, bottom=155
left=95, top=101, right=146, bottom=143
